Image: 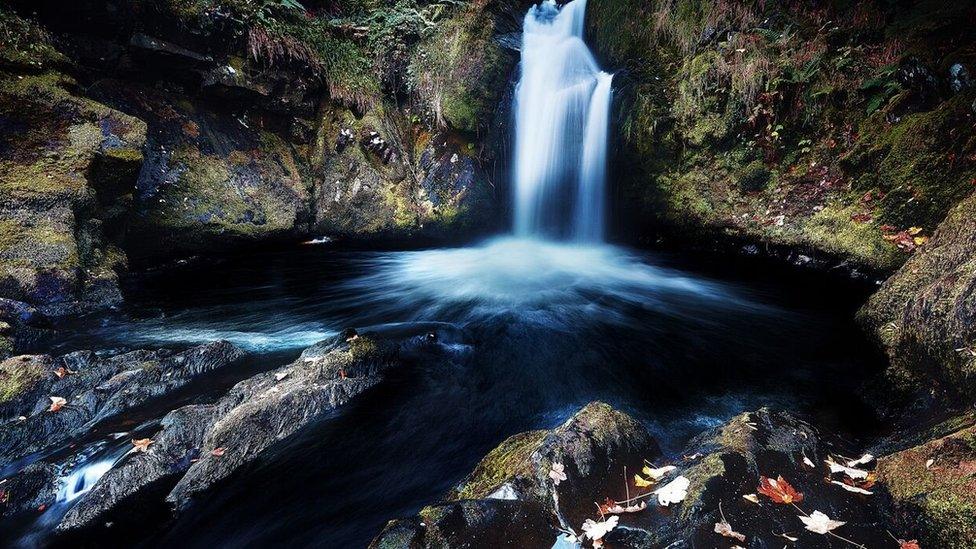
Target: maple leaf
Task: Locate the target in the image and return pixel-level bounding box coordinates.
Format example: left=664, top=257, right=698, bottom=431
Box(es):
left=49, top=396, right=67, bottom=412
left=53, top=366, right=76, bottom=379
left=714, top=521, right=746, bottom=542
left=634, top=464, right=675, bottom=487
left=757, top=475, right=803, bottom=504
left=211, top=447, right=226, bottom=457
left=131, top=438, right=153, bottom=453
left=654, top=476, right=690, bottom=506
left=548, top=462, right=567, bottom=486
left=898, top=539, right=921, bottom=549
left=799, top=510, right=845, bottom=534
left=581, top=515, right=618, bottom=543
left=605, top=499, right=647, bottom=514
left=825, top=458, right=871, bottom=480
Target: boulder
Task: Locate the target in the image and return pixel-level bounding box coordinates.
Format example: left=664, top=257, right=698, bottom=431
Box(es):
left=56, top=323, right=466, bottom=535
left=0, top=341, right=245, bottom=464
left=0, top=462, right=59, bottom=518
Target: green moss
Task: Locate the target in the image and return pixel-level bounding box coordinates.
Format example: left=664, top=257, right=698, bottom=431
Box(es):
left=451, top=430, right=548, bottom=501
left=879, top=425, right=976, bottom=548
left=0, top=356, right=46, bottom=404
left=348, top=336, right=379, bottom=361
left=735, top=161, right=771, bottom=192
left=801, top=203, right=903, bottom=271
left=0, top=7, right=67, bottom=70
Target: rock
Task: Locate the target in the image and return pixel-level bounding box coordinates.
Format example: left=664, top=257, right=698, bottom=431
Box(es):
left=0, top=341, right=245, bottom=464
left=859, top=192, right=976, bottom=403
left=950, top=63, right=972, bottom=94
left=373, top=406, right=893, bottom=548
left=371, top=401, right=660, bottom=547
left=128, top=33, right=213, bottom=66
left=0, top=72, right=146, bottom=315
left=0, top=462, right=59, bottom=518
left=56, top=323, right=466, bottom=534
left=876, top=417, right=976, bottom=547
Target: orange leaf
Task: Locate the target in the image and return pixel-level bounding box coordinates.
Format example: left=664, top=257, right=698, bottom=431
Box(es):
left=132, top=438, right=153, bottom=452
left=899, top=540, right=921, bottom=549
left=757, top=475, right=803, bottom=504
left=49, top=396, right=67, bottom=412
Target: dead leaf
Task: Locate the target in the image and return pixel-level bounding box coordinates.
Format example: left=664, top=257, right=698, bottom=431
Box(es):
left=898, top=539, right=921, bottom=549
left=53, top=366, right=76, bottom=379
left=831, top=480, right=873, bottom=495
left=802, top=456, right=815, bottom=468
left=635, top=464, right=675, bottom=486
left=131, top=438, right=153, bottom=453
left=49, top=396, right=67, bottom=412
left=758, top=475, right=804, bottom=504
left=274, top=371, right=289, bottom=382
left=799, top=510, right=845, bottom=534
left=777, top=532, right=800, bottom=542
left=211, top=447, right=226, bottom=457
left=925, top=458, right=934, bottom=469
left=714, top=520, right=746, bottom=542
left=825, top=457, right=871, bottom=480
left=846, top=454, right=874, bottom=467
left=907, top=226, right=923, bottom=236
left=606, top=500, right=647, bottom=514
left=742, top=493, right=760, bottom=504
left=548, top=462, right=567, bottom=485
left=654, top=476, right=690, bottom=506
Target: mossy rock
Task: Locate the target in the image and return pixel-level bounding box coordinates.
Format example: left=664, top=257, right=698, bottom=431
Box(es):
left=735, top=161, right=772, bottom=192
left=878, top=423, right=976, bottom=548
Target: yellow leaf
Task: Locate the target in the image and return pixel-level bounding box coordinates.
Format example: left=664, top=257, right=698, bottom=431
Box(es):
left=908, top=226, right=923, bottom=236
left=634, top=474, right=653, bottom=488
left=913, top=236, right=928, bottom=246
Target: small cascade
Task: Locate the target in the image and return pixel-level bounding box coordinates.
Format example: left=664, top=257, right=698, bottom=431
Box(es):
left=512, top=0, right=613, bottom=241
left=57, top=458, right=115, bottom=504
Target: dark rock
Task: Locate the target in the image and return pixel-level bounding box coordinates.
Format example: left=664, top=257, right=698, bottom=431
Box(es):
left=949, top=63, right=972, bottom=94
left=128, top=34, right=213, bottom=66
left=0, top=341, right=245, bottom=464
left=0, top=462, right=59, bottom=518
left=56, top=324, right=467, bottom=534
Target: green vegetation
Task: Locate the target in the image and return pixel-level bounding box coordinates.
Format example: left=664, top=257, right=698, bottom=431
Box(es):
left=0, top=7, right=66, bottom=69
left=0, top=356, right=46, bottom=404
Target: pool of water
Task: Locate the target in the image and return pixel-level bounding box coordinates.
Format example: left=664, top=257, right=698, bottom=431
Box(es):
left=14, top=237, right=885, bottom=547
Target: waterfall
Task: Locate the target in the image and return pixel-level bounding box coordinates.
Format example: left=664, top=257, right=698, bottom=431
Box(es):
left=513, top=0, right=613, bottom=242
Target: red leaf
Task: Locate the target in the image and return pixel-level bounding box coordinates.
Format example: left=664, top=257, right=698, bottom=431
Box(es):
left=757, top=475, right=804, bottom=504
left=899, top=540, right=921, bottom=549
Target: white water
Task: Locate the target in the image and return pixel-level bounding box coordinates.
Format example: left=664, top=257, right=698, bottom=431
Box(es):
left=513, top=0, right=613, bottom=242
left=58, top=459, right=115, bottom=503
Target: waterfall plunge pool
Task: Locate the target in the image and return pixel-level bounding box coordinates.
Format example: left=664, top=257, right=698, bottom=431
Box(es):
left=22, top=236, right=886, bottom=548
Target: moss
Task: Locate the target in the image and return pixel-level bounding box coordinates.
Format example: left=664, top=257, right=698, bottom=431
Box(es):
left=878, top=425, right=976, bottom=548
left=0, top=7, right=67, bottom=70
left=451, top=430, right=548, bottom=501
left=0, top=356, right=46, bottom=404
left=801, top=203, right=903, bottom=271
left=348, top=336, right=380, bottom=361
left=736, top=161, right=771, bottom=192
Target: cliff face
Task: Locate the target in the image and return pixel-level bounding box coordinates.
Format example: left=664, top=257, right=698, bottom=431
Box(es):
left=0, top=0, right=525, bottom=328
left=588, top=0, right=975, bottom=274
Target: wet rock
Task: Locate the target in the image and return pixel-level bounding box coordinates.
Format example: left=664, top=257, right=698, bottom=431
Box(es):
left=0, top=341, right=245, bottom=464
left=949, top=63, right=972, bottom=94
left=128, top=34, right=213, bottom=66
left=859, top=192, right=976, bottom=403
left=0, top=462, right=59, bottom=518
left=361, top=130, right=398, bottom=164
left=373, top=406, right=894, bottom=548
left=371, top=401, right=659, bottom=547
left=56, top=324, right=466, bottom=534
left=897, top=57, right=941, bottom=107
left=876, top=417, right=976, bottom=547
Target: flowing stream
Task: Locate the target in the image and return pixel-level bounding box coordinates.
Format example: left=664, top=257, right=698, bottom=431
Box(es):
left=4, top=1, right=883, bottom=547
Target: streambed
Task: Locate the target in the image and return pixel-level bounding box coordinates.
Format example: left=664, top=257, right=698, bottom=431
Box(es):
left=9, top=237, right=884, bottom=547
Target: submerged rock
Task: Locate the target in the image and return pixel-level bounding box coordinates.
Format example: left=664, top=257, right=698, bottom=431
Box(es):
left=372, top=405, right=899, bottom=548
left=55, top=323, right=467, bottom=535
left=0, top=341, right=244, bottom=464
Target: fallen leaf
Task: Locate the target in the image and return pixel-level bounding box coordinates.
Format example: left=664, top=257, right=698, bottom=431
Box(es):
left=898, top=539, right=921, bottom=549
left=581, top=515, right=618, bottom=543
left=907, top=226, right=923, bottom=236
left=654, top=475, right=690, bottom=506
left=634, top=473, right=654, bottom=488
left=802, top=456, right=815, bottom=468
left=548, top=462, right=567, bottom=485
left=714, top=520, right=746, bottom=542
left=846, top=454, right=874, bottom=467
left=37, top=504, right=46, bottom=512
left=925, top=458, right=934, bottom=469
left=825, top=458, right=870, bottom=480
left=274, top=371, right=289, bottom=382
left=211, top=447, right=226, bottom=457
left=606, top=500, right=647, bottom=514
left=831, top=480, right=873, bottom=495
left=758, top=475, right=804, bottom=504
left=0, top=490, right=8, bottom=504
left=777, top=532, right=800, bottom=542
left=53, top=366, right=76, bottom=379
left=799, top=510, right=845, bottom=534
left=131, top=438, right=153, bottom=453
left=642, top=464, right=676, bottom=480
left=742, top=493, right=760, bottom=504
left=49, top=396, right=67, bottom=412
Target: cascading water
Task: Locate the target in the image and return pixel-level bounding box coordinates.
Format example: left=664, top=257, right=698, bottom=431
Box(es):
left=513, top=0, right=613, bottom=242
